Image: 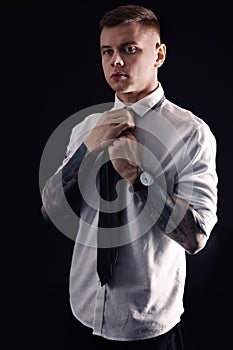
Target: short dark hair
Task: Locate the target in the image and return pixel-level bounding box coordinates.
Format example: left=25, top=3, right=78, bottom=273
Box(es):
left=99, top=4, right=160, bottom=37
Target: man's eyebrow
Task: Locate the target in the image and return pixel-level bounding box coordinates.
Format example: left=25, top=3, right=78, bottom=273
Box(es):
left=100, top=45, right=112, bottom=50
left=100, top=41, right=138, bottom=50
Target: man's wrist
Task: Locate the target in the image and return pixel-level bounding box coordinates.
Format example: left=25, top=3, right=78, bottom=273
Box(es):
left=130, top=166, right=154, bottom=192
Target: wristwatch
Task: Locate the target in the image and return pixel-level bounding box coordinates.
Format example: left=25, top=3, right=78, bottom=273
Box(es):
left=132, top=169, right=154, bottom=192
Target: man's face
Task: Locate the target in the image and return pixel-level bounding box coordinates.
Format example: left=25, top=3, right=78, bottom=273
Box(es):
left=100, top=22, right=163, bottom=101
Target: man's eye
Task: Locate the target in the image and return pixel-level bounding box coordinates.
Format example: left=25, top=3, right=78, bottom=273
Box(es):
left=124, top=46, right=137, bottom=54
left=102, top=49, right=113, bottom=56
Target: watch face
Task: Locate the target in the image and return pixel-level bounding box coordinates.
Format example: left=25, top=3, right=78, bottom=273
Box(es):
left=140, top=171, right=154, bottom=186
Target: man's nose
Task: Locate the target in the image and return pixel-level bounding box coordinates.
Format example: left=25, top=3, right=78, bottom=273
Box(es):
left=111, top=52, right=124, bottom=67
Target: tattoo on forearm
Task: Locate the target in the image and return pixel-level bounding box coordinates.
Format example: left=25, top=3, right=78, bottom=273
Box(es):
left=136, top=187, right=205, bottom=253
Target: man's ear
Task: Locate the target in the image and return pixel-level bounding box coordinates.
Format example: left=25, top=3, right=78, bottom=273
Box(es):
left=154, top=43, right=166, bottom=68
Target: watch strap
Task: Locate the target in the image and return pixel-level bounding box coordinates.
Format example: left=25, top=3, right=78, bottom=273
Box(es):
left=133, top=178, right=148, bottom=192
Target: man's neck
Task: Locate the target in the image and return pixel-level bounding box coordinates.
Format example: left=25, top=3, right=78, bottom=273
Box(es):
left=116, top=83, right=159, bottom=105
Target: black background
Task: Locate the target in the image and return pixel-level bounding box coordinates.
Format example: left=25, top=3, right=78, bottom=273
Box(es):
left=2, top=1, right=232, bottom=349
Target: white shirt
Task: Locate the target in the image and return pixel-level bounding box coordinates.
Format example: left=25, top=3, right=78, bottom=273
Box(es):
left=52, top=84, right=218, bottom=340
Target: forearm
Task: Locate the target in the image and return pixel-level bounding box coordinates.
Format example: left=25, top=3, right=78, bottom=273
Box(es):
left=41, top=143, right=88, bottom=222
left=135, top=185, right=207, bottom=254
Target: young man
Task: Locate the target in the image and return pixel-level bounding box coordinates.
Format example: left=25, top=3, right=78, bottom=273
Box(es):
left=41, top=5, right=218, bottom=350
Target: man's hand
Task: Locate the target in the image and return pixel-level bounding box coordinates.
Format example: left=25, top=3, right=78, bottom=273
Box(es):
left=108, top=130, right=142, bottom=184
left=84, top=109, right=135, bottom=154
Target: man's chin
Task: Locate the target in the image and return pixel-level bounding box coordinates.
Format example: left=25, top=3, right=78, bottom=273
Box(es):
left=108, top=81, right=131, bottom=93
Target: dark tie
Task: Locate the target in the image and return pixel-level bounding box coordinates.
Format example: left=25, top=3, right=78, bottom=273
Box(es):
left=97, top=152, right=121, bottom=286
left=97, top=106, right=134, bottom=286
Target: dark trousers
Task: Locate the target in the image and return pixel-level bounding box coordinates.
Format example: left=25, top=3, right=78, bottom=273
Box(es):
left=64, top=311, right=185, bottom=350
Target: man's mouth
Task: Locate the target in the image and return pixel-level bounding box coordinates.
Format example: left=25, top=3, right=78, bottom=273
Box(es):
left=111, top=72, right=128, bottom=80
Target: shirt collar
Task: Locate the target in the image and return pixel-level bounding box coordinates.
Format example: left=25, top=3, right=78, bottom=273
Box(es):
left=113, top=83, right=164, bottom=117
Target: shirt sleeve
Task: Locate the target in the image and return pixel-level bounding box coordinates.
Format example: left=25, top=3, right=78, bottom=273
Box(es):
left=41, top=142, right=88, bottom=222
left=174, top=123, right=218, bottom=236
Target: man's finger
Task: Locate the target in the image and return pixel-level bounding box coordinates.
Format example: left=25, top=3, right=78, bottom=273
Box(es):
left=120, top=130, right=136, bottom=140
